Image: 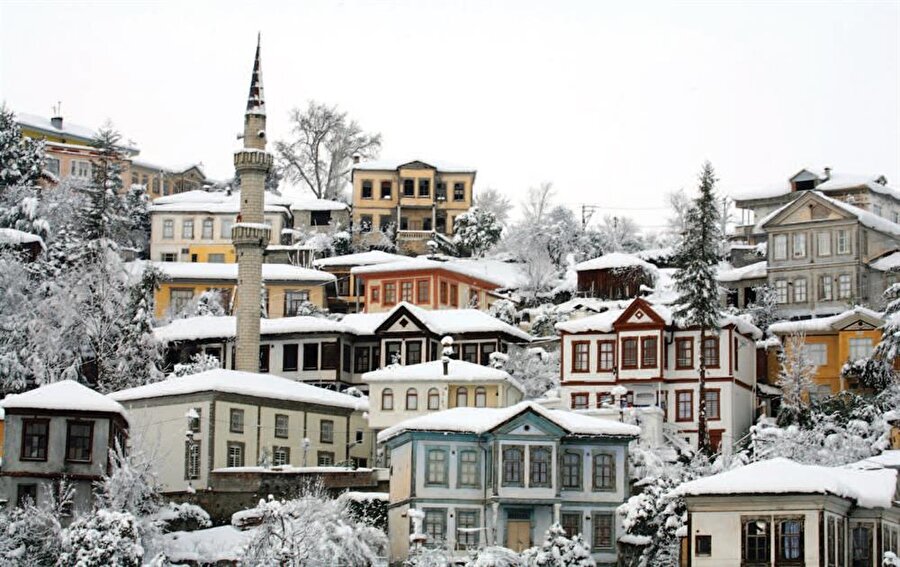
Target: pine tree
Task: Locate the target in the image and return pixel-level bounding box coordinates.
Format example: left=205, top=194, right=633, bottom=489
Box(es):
left=672, top=162, right=723, bottom=453
left=0, top=104, right=45, bottom=189
left=78, top=125, right=127, bottom=247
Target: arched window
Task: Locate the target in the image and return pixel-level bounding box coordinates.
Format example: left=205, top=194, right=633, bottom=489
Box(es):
left=427, top=388, right=440, bottom=410
left=381, top=388, right=394, bottom=410
left=456, top=387, right=468, bottom=407
left=474, top=387, right=487, bottom=408
left=406, top=388, right=418, bottom=411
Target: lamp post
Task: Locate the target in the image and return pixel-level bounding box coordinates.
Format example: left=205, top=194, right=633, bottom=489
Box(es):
left=184, top=408, right=200, bottom=492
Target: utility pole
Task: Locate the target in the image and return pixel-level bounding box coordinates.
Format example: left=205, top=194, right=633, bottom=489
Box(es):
left=581, top=204, right=603, bottom=229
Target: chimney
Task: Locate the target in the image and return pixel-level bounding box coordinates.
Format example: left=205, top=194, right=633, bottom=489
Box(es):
left=352, top=152, right=362, bottom=164
left=50, top=102, right=63, bottom=130
left=824, top=166, right=832, bottom=180
left=442, top=357, right=449, bottom=376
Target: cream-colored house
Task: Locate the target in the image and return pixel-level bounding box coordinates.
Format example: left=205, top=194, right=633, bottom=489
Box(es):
left=109, top=369, right=374, bottom=493
left=363, top=359, right=524, bottom=431
left=678, top=458, right=900, bottom=566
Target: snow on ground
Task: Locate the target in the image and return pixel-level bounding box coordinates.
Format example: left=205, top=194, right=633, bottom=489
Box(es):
left=2, top=380, right=128, bottom=417
left=162, top=525, right=252, bottom=564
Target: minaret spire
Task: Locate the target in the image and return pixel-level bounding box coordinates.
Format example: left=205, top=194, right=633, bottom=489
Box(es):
left=246, top=32, right=265, bottom=116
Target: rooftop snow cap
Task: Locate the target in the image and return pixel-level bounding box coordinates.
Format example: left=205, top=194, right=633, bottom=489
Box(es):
left=246, top=33, right=265, bottom=116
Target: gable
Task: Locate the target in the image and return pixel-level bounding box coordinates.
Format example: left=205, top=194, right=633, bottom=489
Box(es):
left=374, top=305, right=431, bottom=335
left=398, top=160, right=436, bottom=171
left=837, top=318, right=879, bottom=332
left=790, top=169, right=823, bottom=183
left=613, top=298, right=665, bottom=330
left=492, top=408, right=567, bottom=438
left=763, top=193, right=854, bottom=229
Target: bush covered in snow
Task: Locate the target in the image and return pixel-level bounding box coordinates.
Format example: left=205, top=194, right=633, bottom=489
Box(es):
left=465, top=546, right=524, bottom=567
left=521, top=523, right=595, bottom=566
left=59, top=509, right=144, bottom=567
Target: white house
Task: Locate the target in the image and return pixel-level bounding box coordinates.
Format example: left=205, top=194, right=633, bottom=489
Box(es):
left=556, top=297, right=761, bottom=451
left=378, top=401, right=640, bottom=565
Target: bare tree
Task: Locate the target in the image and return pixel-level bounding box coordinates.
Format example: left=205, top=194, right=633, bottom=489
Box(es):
left=474, top=187, right=512, bottom=226
left=664, top=188, right=691, bottom=245
left=274, top=102, right=381, bottom=200
left=522, top=182, right=555, bottom=224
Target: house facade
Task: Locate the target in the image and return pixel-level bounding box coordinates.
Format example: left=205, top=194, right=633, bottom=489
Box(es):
left=351, top=159, right=476, bottom=254
left=290, top=199, right=350, bottom=234
left=574, top=253, right=658, bottom=300
left=556, top=298, right=760, bottom=451
left=0, top=381, right=129, bottom=515
left=679, top=458, right=900, bottom=567
left=313, top=251, right=409, bottom=313
left=109, top=370, right=374, bottom=493
left=379, top=402, right=640, bottom=565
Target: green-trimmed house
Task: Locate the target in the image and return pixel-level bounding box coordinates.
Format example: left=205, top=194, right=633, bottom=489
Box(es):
left=377, top=401, right=640, bottom=565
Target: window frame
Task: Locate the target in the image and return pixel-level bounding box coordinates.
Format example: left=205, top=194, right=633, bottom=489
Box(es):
left=458, top=449, right=481, bottom=488
left=456, top=387, right=469, bottom=408
left=741, top=516, right=771, bottom=566
left=561, top=512, right=582, bottom=539
left=319, top=419, right=334, bottom=444
left=474, top=386, right=487, bottom=407
left=65, top=420, right=94, bottom=463
left=162, top=219, right=174, bottom=239
left=702, top=336, right=720, bottom=369
left=776, top=516, right=805, bottom=564
left=381, top=388, right=394, bottom=410
left=21, top=418, right=50, bottom=462
left=226, top=441, right=245, bottom=468
left=229, top=408, right=244, bottom=434
left=793, top=277, right=807, bottom=303
left=592, top=512, right=615, bottom=551
left=773, top=234, right=788, bottom=260
left=837, top=274, right=852, bottom=299
left=501, top=445, right=525, bottom=487
left=561, top=450, right=583, bottom=490
left=423, top=508, right=447, bottom=546
left=695, top=534, right=712, bottom=557
left=302, top=343, right=319, bottom=370
left=455, top=508, right=480, bottom=550
left=425, top=447, right=449, bottom=487
left=836, top=229, right=850, bottom=254
left=182, top=218, right=194, bottom=240
left=675, top=337, right=694, bottom=369
left=282, top=344, right=299, bottom=372
left=621, top=337, right=639, bottom=369
left=591, top=452, right=616, bottom=492
left=819, top=274, right=833, bottom=301
left=406, top=388, right=419, bottom=411
left=775, top=279, right=789, bottom=304
left=571, top=392, right=589, bottom=410
left=427, top=388, right=440, bottom=410
left=817, top=231, right=832, bottom=256
left=416, top=279, right=430, bottom=304
left=640, top=336, right=658, bottom=368
left=529, top=445, right=553, bottom=488
left=792, top=232, right=807, bottom=258
left=571, top=341, right=590, bottom=373
left=597, top=340, right=615, bottom=371
left=675, top=389, right=693, bottom=422
left=274, top=414, right=289, bottom=438
left=705, top=388, right=721, bottom=421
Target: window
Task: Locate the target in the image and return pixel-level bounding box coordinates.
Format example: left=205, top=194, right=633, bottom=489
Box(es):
left=230, top=409, right=244, bottom=433
left=384, top=282, right=397, bottom=305
left=641, top=336, right=658, bottom=368
left=386, top=341, right=402, bottom=365
left=592, top=513, right=614, bottom=550
left=453, top=510, right=480, bottom=551
left=161, top=252, right=177, bottom=262
left=418, top=178, right=430, bottom=197
left=416, top=280, right=430, bottom=304
left=827, top=516, right=836, bottom=566
left=380, top=181, right=392, bottom=199
left=695, top=535, right=712, bottom=556
left=818, top=232, right=831, bottom=256
left=310, top=210, right=332, bottom=226
left=65, top=421, right=93, bottom=462
left=450, top=284, right=459, bottom=307
left=676, top=390, right=693, bottom=422
left=321, top=343, right=338, bottom=371
left=773, top=234, right=788, bottom=260
left=562, top=513, right=582, bottom=538
left=188, top=408, right=202, bottom=432
left=592, top=453, right=615, bottom=490
left=71, top=159, right=91, bottom=178
left=598, top=340, right=615, bottom=371
left=406, top=388, right=418, bottom=410
left=742, top=519, right=770, bottom=564
left=303, top=343, right=319, bottom=370
left=530, top=446, right=552, bottom=487
left=571, top=392, right=589, bottom=410
left=317, top=451, right=335, bottom=466
left=283, top=290, right=310, bottom=316
left=426, top=448, right=447, bottom=486
left=838, top=274, right=852, bottom=299
left=274, top=414, right=289, bottom=438
left=705, top=389, right=720, bottom=420
left=273, top=446, right=290, bottom=467
left=359, top=214, right=373, bottom=233
left=201, top=218, right=214, bottom=239
left=480, top=343, right=496, bottom=366
left=170, top=288, right=195, bottom=315
left=45, top=157, right=60, bottom=177
left=474, top=387, right=487, bottom=407
left=775, top=280, right=788, bottom=304
left=220, top=218, right=233, bottom=238
left=259, top=345, right=270, bottom=373
left=402, top=179, right=414, bottom=197
left=16, top=484, right=37, bottom=507
left=182, top=219, right=194, bottom=239
left=676, top=338, right=694, bottom=369
left=419, top=388, right=439, bottom=411
left=459, top=450, right=480, bottom=488
left=848, top=338, right=873, bottom=361
left=282, top=344, right=299, bottom=372
left=439, top=281, right=448, bottom=304
left=777, top=518, right=804, bottom=563
left=702, top=337, right=719, bottom=368
left=361, top=180, right=373, bottom=199
left=793, top=278, right=807, bottom=303
left=227, top=442, right=245, bottom=467
left=852, top=525, right=872, bottom=567
left=185, top=441, right=200, bottom=480
left=354, top=347, right=371, bottom=373
left=807, top=343, right=827, bottom=366
left=874, top=204, right=883, bottom=217
left=453, top=182, right=465, bottom=201
left=163, top=219, right=174, bottom=239
left=562, top=451, right=582, bottom=489
left=572, top=341, right=590, bottom=372
left=502, top=446, right=524, bottom=486
left=819, top=275, right=833, bottom=300
left=21, top=419, right=49, bottom=461
left=320, top=420, right=334, bottom=444
left=424, top=509, right=447, bottom=545
left=370, top=285, right=380, bottom=303
left=405, top=341, right=422, bottom=365
left=208, top=253, right=225, bottom=263
left=399, top=281, right=414, bottom=303
left=792, top=233, right=806, bottom=258
left=381, top=388, right=394, bottom=410
left=456, top=387, right=469, bottom=407
left=462, top=343, right=478, bottom=364
left=837, top=230, right=850, bottom=254
left=622, top=338, right=638, bottom=368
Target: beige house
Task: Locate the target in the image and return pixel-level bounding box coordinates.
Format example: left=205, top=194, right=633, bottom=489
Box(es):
left=109, top=369, right=374, bottom=493
left=130, top=159, right=209, bottom=198
left=351, top=159, right=476, bottom=254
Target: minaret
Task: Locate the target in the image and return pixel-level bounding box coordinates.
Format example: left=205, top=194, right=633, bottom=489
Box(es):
left=232, top=34, right=272, bottom=372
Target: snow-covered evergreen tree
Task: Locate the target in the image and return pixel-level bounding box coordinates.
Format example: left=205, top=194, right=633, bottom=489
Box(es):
left=495, top=345, right=560, bottom=399
left=453, top=207, right=503, bottom=257
left=0, top=104, right=45, bottom=188
left=78, top=125, right=127, bottom=246
left=173, top=353, right=222, bottom=377
left=775, top=334, right=816, bottom=425
left=521, top=523, right=595, bottom=566
left=489, top=298, right=519, bottom=325
left=746, top=284, right=778, bottom=334
left=672, top=161, right=724, bottom=453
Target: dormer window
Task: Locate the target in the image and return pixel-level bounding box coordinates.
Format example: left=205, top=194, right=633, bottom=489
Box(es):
left=794, top=179, right=816, bottom=191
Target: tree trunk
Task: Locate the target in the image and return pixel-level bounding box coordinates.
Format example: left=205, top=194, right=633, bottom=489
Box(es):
left=698, top=326, right=710, bottom=454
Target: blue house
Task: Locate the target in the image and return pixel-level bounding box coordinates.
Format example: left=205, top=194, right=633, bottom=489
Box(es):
left=378, top=401, right=640, bottom=565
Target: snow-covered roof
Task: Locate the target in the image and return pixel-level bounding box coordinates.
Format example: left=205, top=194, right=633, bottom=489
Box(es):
left=816, top=192, right=900, bottom=237
left=377, top=401, right=641, bottom=443
left=290, top=198, right=349, bottom=212
left=756, top=383, right=782, bottom=396
left=0, top=228, right=44, bottom=247
left=731, top=169, right=899, bottom=203
left=150, top=190, right=291, bottom=214
left=16, top=112, right=139, bottom=153
left=151, top=261, right=335, bottom=283
left=383, top=302, right=532, bottom=341
left=854, top=450, right=900, bottom=469
left=131, top=158, right=204, bottom=175
left=574, top=252, right=659, bottom=275
left=2, top=380, right=128, bottom=418
left=109, top=369, right=368, bottom=411
left=871, top=251, right=900, bottom=272
left=352, top=159, right=476, bottom=173
left=154, top=315, right=347, bottom=343
left=351, top=257, right=525, bottom=289
left=717, top=261, right=767, bottom=283
left=676, top=458, right=897, bottom=509
left=768, top=306, right=883, bottom=335
left=362, top=359, right=523, bottom=392
left=312, top=250, right=408, bottom=268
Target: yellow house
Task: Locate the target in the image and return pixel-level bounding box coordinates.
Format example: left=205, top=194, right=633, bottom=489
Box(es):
left=351, top=159, right=476, bottom=254
left=130, top=159, right=208, bottom=198
left=151, top=261, right=335, bottom=320
left=767, top=307, right=885, bottom=396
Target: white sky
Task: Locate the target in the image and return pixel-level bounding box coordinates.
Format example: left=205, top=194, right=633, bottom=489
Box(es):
left=2, top=0, right=898, bottom=232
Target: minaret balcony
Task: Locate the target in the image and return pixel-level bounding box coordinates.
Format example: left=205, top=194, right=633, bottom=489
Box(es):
left=233, top=149, right=273, bottom=172
left=232, top=223, right=272, bottom=247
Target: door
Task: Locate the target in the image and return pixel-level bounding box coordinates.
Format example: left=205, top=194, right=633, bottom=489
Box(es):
left=506, top=520, right=531, bottom=552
